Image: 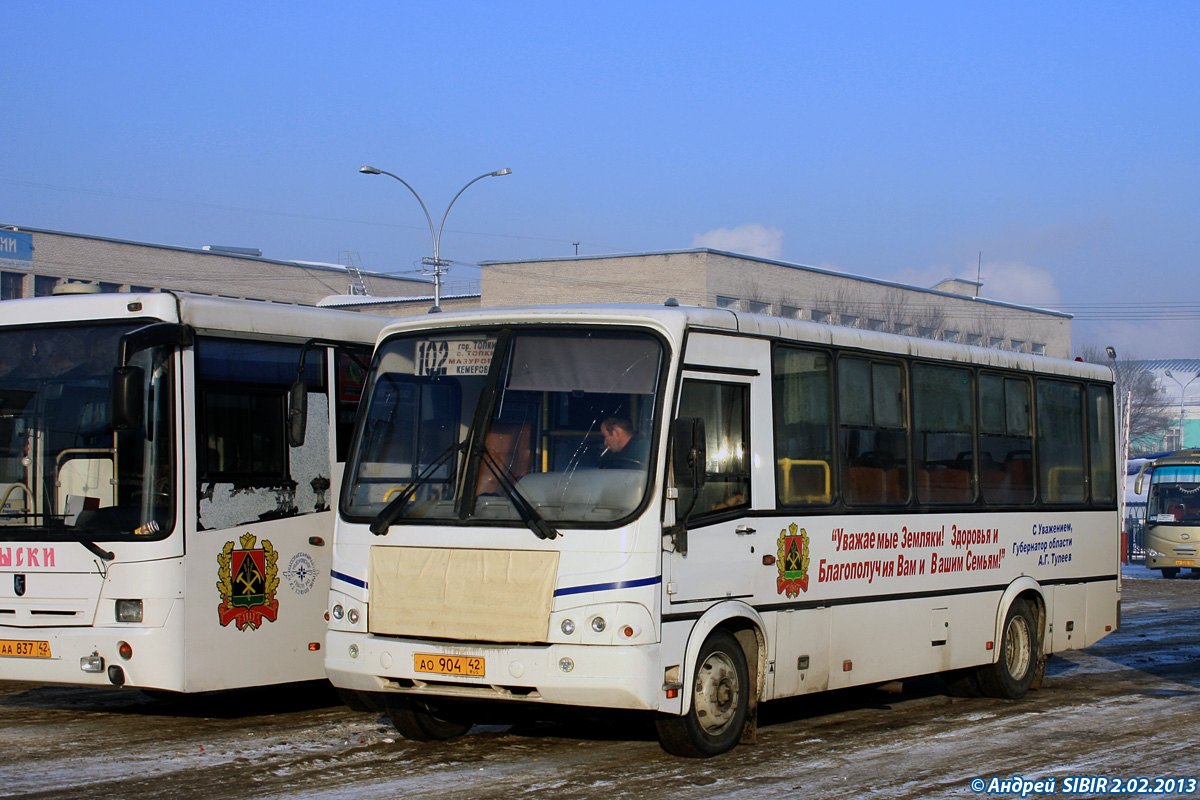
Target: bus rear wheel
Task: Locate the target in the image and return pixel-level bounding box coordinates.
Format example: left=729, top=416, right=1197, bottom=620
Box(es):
left=977, top=598, right=1038, bottom=699
left=384, top=695, right=473, bottom=742
left=655, top=629, right=749, bottom=758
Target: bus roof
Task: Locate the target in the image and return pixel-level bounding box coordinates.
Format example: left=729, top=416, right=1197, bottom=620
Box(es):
left=372, top=302, right=1111, bottom=382
left=0, top=291, right=387, bottom=345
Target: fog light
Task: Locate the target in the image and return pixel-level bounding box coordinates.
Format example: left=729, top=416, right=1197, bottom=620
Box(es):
left=559, top=657, right=574, bottom=672
left=332, top=604, right=344, bottom=620
left=107, top=665, right=125, bottom=686
left=80, top=651, right=105, bottom=673
left=115, top=599, right=143, bottom=623
left=349, top=644, right=359, bottom=659
left=561, top=619, right=576, bottom=635
left=347, top=608, right=360, bottom=625
left=590, top=616, right=606, bottom=633
left=118, top=641, right=133, bottom=660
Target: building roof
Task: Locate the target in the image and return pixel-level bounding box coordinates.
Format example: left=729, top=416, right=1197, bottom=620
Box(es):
left=3, top=223, right=427, bottom=285
left=479, top=248, right=1072, bottom=319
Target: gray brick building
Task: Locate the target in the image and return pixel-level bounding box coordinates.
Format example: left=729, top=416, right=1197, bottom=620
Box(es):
left=0, top=224, right=432, bottom=308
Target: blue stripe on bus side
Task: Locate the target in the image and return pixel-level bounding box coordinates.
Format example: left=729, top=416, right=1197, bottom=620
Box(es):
left=331, top=570, right=368, bottom=589
left=554, top=575, right=662, bottom=597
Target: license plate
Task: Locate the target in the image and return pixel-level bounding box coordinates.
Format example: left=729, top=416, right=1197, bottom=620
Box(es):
left=413, top=653, right=485, bottom=677
left=1176, top=560, right=1195, bottom=566
left=0, top=639, right=51, bottom=659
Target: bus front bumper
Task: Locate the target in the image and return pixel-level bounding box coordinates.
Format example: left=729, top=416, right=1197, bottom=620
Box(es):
left=325, top=630, right=671, bottom=713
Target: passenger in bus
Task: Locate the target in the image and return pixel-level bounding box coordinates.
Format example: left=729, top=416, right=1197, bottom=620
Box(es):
left=599, top=417, right=650, bottom=468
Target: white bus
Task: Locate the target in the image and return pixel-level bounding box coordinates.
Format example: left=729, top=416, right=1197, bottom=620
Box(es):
left=0, top=291, right=382, bottom=692
left=1134, top=449, right=1200, bottom=578
left=326, top=304, right=1120, bottom=757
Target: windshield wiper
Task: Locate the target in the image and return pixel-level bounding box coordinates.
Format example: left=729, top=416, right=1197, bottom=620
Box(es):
left=475, top=445, right=559, bottom=540
left=369, top=442, right=466, bottom=536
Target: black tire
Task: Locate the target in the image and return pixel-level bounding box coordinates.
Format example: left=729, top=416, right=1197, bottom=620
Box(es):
left=384, top=695, right=473, bottom=742
left=655, top=629, right=749, bottom=758
left=977, top=598, right=1038, bottom=699
left=1161, top=568, right=1180, bottom=579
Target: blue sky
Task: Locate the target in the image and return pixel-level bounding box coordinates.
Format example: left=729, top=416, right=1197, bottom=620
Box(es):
left=3, top=2, right=1198, bottom=356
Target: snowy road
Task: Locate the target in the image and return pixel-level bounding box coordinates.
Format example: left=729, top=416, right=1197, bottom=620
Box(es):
left=0, top=567, right=1197, bottom=800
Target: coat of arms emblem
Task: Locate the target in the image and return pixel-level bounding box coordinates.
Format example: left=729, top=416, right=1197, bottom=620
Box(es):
left=776, top=523, right=811, bottom=597
left=217, top=533, right=280, bottom=630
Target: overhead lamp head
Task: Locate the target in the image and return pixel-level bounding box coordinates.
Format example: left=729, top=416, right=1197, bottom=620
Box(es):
left=359, top=165, right=382, bottom=175
left=491, top=168, right=513, bottom=177
left=1106, top=346, right=1117, bottom=360
left=1167, top=369, right=1175, bottom=378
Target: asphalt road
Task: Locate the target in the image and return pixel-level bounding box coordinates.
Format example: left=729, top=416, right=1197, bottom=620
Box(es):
left=0, top=566, right=1197, bottom=800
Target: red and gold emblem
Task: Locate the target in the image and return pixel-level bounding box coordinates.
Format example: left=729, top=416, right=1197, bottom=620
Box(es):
left=216, top=533, right=280, bottom=631
left=776, top=523, right=810, bottom=597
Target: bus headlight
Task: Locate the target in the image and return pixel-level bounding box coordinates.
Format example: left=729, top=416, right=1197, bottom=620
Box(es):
left=332, top=604, right=344, bottom=620
left=115, top=599, right=143, bottom=623
left=1147, top=548, right=1165, bottom=557
left=561, top=619, right=576, bottom=635
left=347, top=608, right=360, bottom=625
left=590, top=616, right=606, bottom=633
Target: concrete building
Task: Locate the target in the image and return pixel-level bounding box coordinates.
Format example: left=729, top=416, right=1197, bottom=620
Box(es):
left=0, top=224, right=434, bottom=308
left=477, top=250, right=1073, bottom=358
left=3, top=227, right=1073, bottom=359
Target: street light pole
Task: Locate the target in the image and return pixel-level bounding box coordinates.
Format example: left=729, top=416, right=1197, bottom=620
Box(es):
left=359, top=165, right=512, bottom=310
left=1164, top=369, right=1200, bottom=449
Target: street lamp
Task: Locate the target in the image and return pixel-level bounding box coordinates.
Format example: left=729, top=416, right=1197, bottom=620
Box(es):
left=1164, top=369, right=1200, bottom=450
left=359, top=165, right=512, bottom=310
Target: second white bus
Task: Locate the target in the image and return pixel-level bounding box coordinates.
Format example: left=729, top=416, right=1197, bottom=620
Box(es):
left=326, top=304, right=1120, bottom=756
left=0, top=292, right=383, bottom=692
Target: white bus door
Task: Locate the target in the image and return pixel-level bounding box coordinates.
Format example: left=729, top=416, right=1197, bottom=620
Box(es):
left=666, top=376, right=757, bottom=604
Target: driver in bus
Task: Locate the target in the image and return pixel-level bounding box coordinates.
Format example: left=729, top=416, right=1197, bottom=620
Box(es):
left=599, top=417, right=650, bottom=468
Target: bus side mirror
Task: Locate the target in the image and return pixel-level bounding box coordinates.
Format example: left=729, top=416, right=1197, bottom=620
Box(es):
left=672, top=417, right=707, bottom=489
left=288, top=380, right=307, bottom=447
left=111, top=366, right=145, bottom=431
left=1134, top=462, right=1150, bottom=495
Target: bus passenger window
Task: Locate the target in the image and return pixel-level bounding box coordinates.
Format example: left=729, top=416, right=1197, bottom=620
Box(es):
left=1037, top=379, right=1086, bottom=503
left=913, top=364, right=974, bottom=504
left=1088, top=386, right=1116, bottom=504
left=979, top=375, right=1034, bottom=504
left=773, top=346, right=833, bottom=505
left=676, top=381, right=749, bottom=516
left=838, top=357, right=909, bottom=505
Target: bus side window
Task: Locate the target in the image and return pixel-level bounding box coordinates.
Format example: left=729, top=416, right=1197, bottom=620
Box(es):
left=772, top=345, right=833, bottom=505
left=838, top=357, right=909, bottom=505
left=912, top=363, right=974, bottom=505
left=1037, top=379, right=1087, bottom=503
left=979, top=375, right=1034, bottom=504
left=195, top=338, right=324, bottom=484
left=676, top=380, right=749, bottom=516
left=1088, top=385, right=1116, bottom=504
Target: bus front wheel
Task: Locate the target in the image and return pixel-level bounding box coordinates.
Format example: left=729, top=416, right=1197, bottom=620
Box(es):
left=1161, top=568, right=1180, bottom=579
left=977, top=598, right=1038, bottom=700
left=655, top=629, right=749, bottom=758
left=384, top=695, right=473, bottom=742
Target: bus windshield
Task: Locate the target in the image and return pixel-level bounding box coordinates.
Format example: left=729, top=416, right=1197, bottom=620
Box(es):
left=0, top=323, right=175, bottom=541
left=343, top=327, right=664, bottom=527
left=1147, top=465, right=1200, bottom=524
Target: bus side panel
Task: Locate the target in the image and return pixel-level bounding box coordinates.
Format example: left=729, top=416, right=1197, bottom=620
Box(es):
left=183, top=512, right=333, bottom=691
left=771, top=607, right=831, bottom=698
left=180, top=383, right=335, bottom=692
